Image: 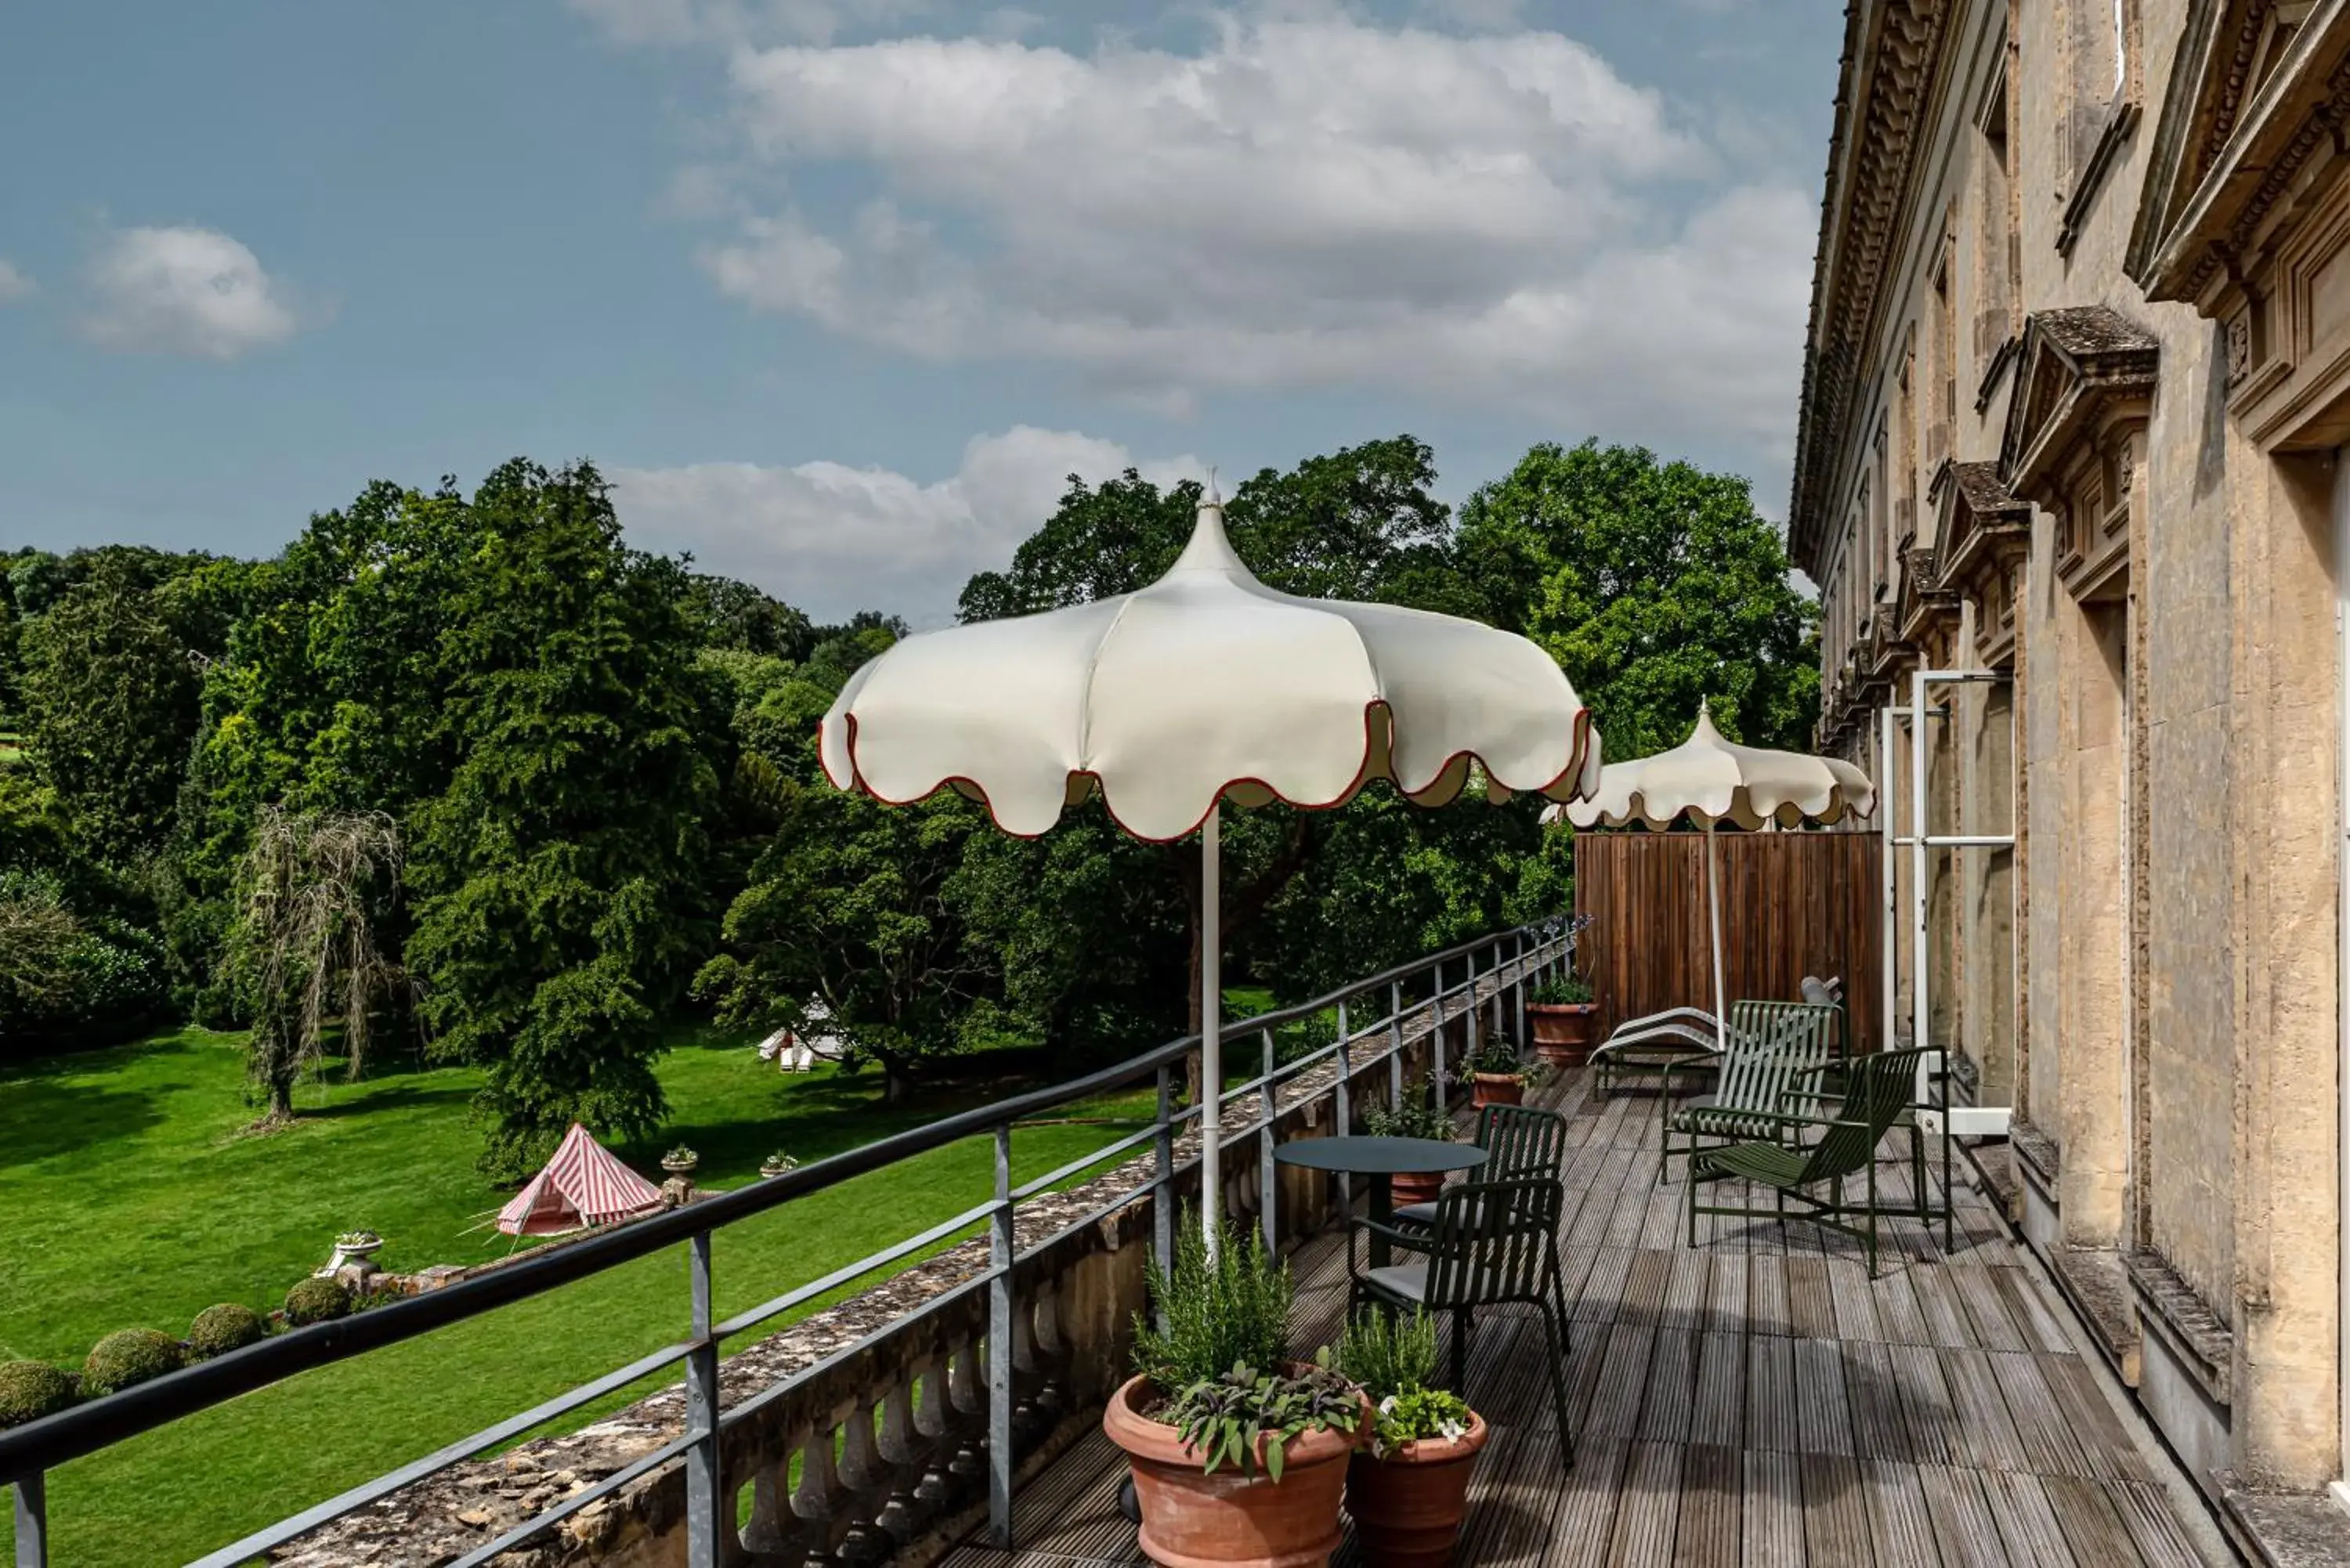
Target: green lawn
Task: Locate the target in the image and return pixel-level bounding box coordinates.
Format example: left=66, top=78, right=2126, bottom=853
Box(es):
left=0, top=1024, right=1161, bottom=1568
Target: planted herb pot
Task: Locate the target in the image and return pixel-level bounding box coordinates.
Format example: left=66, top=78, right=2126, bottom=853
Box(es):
left=1527, top=1003, right=1600, bottom=1068
left=1103, top=1372, right=1365, bottom=1568
left=1469, top=1073, right=1524, bottom=1109
left=1344, top=1411, right=1489, bottom=1568
left=1389, top=1169, right=1447, bottom=1207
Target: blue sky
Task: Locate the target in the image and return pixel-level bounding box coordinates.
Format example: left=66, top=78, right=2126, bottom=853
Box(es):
left=0, top=1, right=1845, bottom=623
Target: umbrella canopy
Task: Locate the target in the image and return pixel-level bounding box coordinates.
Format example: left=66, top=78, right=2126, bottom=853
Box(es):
left=1556, top=702, right=1873, bottom=1048
left=821, top=489, right=1603, bottom=1251
left=1561, top=702, right=1872, bottom=832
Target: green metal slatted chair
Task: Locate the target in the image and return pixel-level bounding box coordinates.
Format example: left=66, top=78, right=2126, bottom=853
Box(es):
left=1657, top=999, right=1845, bottom=1180
left=1349, top=1176, right=1575, bottom=1465
left=1391, top=1101, right=1568, bottom=1228
left=1684, top=1046, right=1935, bottom=1277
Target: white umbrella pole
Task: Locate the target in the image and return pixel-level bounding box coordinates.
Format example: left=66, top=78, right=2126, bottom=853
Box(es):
left=1199, top=802, right=1223, bottom=1259
left=1707, top=820, right=1726, bottom=1052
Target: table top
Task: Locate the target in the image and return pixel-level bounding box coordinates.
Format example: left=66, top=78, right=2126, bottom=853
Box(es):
left=1272, top=1135, right=1489, bottom=1176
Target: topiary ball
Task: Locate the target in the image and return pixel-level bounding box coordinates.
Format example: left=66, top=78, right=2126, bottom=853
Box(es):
left=81, top=1329, right=186, bottom=1397
left=283, top=1276, right=351, bottom=1327
left=0, top=1361, right=78, bottom=1429
left=186, top=1303, right=267, bottom=1360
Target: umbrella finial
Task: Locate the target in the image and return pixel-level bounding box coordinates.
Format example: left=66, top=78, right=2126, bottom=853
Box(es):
left=1207, top=464, right=1220, bottom=505
left=1175, top=468, right=1253, bottom=577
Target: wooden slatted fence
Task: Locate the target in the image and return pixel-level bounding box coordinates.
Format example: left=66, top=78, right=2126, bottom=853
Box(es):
left=1572, top=828, right=1882, bottom=1053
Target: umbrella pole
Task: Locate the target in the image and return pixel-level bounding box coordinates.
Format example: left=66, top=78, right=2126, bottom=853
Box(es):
left=1707, top=820, right=1726, bottom=1052
left=1200, top=802, right=1222, bottom=1260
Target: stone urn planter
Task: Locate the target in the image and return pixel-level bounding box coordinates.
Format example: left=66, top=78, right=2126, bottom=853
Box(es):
left=1469, top=1074, right=1524, bottom=1110
left=1104, top=1372, right=1364, bottom=1568
left=1344, top=1411, right=1489, bottom=1568
left=1528, top=1003, right=1600, bottom=1068
left=319, top=1231, right=383, bottom=1278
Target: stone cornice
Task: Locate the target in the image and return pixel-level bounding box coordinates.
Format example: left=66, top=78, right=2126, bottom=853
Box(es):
left=1788, top=0, right=1956, bottom=575
left=2130, top=0, right=2350, bottom=303
left=1936, top=461, right=2033, bottom=588
left=1999, top=306, right=2161, bottom=504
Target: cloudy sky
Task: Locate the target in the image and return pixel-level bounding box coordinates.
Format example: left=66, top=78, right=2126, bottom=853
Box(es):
left=0, top=2, right=1844, bottom=624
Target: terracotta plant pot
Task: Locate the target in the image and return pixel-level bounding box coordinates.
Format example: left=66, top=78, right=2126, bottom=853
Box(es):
left=1527, top=1003, right=1600, bottom=1068
left=1470, top=1074, right=1524, bottom=1109
left=1103, top=1371, right=1365, bottom=1568
left=1344, top=1412, right=1490, bottom=1568
left=1390, top=1169, right=1447, bottom=1208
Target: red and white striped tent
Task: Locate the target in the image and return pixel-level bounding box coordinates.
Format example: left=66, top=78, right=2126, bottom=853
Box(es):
left=495, top=1122, right=666, bottom=1237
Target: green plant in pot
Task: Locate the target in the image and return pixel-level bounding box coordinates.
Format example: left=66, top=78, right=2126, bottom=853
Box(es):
left=1104, top=1215, right=1366, bottom=1568
left=1528, top=968, right=1600, bottom=1067
left=1465, top=1036, right=1544, bottom=1109
left=1334, top=1310, right=1486, bottom=1568
left=1358, top=1079, right=1455, bottom=1206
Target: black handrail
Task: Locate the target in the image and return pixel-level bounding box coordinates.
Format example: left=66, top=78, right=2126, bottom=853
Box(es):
left=0, top=919, right=1555, bottom=1480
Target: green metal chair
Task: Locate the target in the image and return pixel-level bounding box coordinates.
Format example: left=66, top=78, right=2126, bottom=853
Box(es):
left=1683, top=1046, right=1935, bottom=1277
left=1349, top=1176, right=1574, bottom=1465
left=1391, top=1102, right=1567, bottom=1229
left=1657, top=999, right=1844, bottom=1180
left=1589, top=981, right=1845, bottom=1098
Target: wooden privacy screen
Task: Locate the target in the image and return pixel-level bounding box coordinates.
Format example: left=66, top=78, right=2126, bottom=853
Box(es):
left=1571, top=829, right=1883, bottom=1054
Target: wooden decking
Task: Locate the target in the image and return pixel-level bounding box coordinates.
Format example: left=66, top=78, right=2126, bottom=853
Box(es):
left=944, top=1073, right=2226, bottom=1568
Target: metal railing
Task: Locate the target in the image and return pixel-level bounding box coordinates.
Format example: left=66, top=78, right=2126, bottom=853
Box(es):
left=2, top=916, right=1582, bottom=1568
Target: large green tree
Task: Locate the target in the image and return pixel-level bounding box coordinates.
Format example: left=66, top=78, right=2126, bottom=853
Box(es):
left=1453, top=440, right=1820, bottom=756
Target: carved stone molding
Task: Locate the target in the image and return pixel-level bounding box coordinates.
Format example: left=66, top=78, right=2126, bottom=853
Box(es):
left=2001, top=308, right=2157, bottom=604
left=1788, top=0, right=1956, bottom=575
left=1936, top=461, right=2033, bottom=665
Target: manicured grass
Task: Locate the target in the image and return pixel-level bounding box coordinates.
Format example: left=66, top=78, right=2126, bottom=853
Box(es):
left=1, top=1025, right=1155, bottom=1568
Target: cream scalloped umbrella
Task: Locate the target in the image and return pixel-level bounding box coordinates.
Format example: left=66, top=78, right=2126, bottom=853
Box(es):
left=821, top=487, right=1604, bottom=1253
left=1556, top=701, right=1872, bottom=1050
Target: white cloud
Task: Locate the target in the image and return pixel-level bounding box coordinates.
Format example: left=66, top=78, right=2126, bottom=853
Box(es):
left=686, top=14, right=1811, bottom=451
left=80, top=226, right=304, bottom=360
left=612, top=425, right=1202, bottom=624
left=0, top=260, right=34, bottom=304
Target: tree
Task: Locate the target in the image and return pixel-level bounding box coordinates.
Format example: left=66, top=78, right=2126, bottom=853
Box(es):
left=1453, top=440, right=1820, bottom=757
left=680, top=573, right=815, bottom=660
left=20, top=558, right=201, bottom=854
left=403, top=460, right=724, bottom=1176
left=227, top=807, right=410, bottom=1124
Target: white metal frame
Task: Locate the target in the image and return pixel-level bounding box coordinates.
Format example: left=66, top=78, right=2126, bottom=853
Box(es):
left=1880, top=667, right=2017, bottom=1139
left=2331, top=450, right=2350, bottom=1519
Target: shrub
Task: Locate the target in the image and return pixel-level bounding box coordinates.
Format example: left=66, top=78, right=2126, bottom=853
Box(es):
left=1531, top=972, right=1593, bottom=1006
left=283, top=1276, right=351, bottom=1327
left=1165, top=1362, right=1360, bottom=1479
left=1333, top=1308, right=1440, bottom=1402
left=81, top=1329, right=186, bottom=1396
left=1130, top=1215, right=1292, bottom=1397
left=0, top=1360, right=77, bottom=1428
left=186, top=1303, right=266, bottom=1360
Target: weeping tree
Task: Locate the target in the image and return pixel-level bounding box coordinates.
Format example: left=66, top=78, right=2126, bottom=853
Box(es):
left=230, top=807, right=410, bottom=1124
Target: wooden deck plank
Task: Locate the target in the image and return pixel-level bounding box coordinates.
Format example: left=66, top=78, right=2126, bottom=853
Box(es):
left=1916, top=1464, right=2012, bottom=1568
left=1888, top=1342, right=1961, bottom=1468
left=1980, top=1469, right=2082, bottom=1566
left=1993, top=1266, right=2077, bottom=1354
left=1748, top=1254, right=1795, bottom=1336
left=1825, top=1259, right=1885, bottom=1342
left=1857, top=1458, right=1945, bottom=1567
left=1673, top=1443, right=1741, bottom=1568
left=1786, top=1256, right=1839, bottom=1339
left=1582, top=1324, right=1658, bottom=1444
left=1947, top=1264, right=2032, bottom=1353
left=1871, top=1267, right=1932, bottom=1346
left=1740, top=1447, right=1806, bottom=1567
left=1909, top=1267, right=1978, bottom=1349
left=1704, top=1246, right=1749, bottom=1329
left=2041, top=1474, right=2154, bottom=1568
left=1617, top=1249, right=1670, bottom=1329
left=1688, top=1329, right=1746, bottom=1449
left=1745, top=1332, right=1799, bottom=1453
left=1538, top=1441, right=1629, bottom=1568
left=1791, top=1337, right=1856, bottom=1456
left=1572, top=1249, right=1635, bottom=1325
left=2037, top=1354, right=2154, bottom=1483
left=1988, top=1349, right=2097, bottom=1479
left=2101, top=1480, right=2208, bottom=1568
left=1799, top=1453, right=1875, bottom=1568
left=1602, top=1440, right=1681, bottom=1566
left=1842, top=1339, right=1912, bottom=1465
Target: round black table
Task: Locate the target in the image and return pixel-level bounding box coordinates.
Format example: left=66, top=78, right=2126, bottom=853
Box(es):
left=1274, top=1135, right=1488, bottom=1266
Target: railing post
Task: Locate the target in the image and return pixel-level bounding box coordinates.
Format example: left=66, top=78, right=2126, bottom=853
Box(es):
left=1260, top=1028, right=1279, bottom=1253
left=14, top=1473, right=48, bottom=1568
left=1466, top=946, right=1482, bottom=1064
left=1431, top=959, right=1448, bottom=1112
left=988, top=1123, right=1014, bottom=1548
left=685, top=1232, right=720, bottom=1568
left=1153, top=1065, right=1174, bottom=1306
left=1513, top=930, right=1528, bottom=1049
left=987, top=1124, right=1015, bottom=1547
left=1333, top=999, right=1352, bottom=1221
left=1388, top=980, right=1404, bottom=1109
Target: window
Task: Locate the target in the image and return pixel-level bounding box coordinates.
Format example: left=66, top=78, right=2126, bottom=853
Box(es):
left=1974, top=63, right=2019, bottom=366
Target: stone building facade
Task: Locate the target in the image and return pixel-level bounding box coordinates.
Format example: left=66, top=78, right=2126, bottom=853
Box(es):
left=1791, top=0, right=2350, bottom=1544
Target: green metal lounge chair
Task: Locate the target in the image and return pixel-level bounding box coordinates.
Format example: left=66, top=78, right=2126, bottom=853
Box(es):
left=1350, top=1176, right=1574, bottom=1464
left=1683, top=1046, right=1936, bottom=1277
left=1657, top=999, right=1844, bottom=1180
left=1589, top=978, right=1845, bottom=1099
